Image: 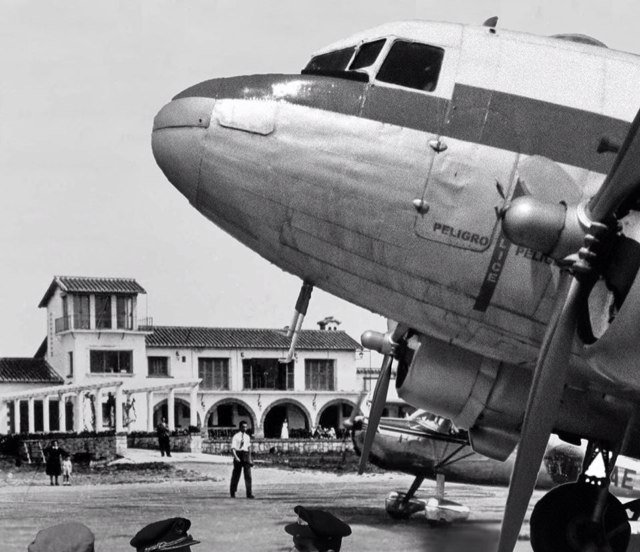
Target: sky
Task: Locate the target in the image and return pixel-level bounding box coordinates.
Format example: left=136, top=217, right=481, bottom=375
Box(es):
left=2, top=0, right=640, bottom=357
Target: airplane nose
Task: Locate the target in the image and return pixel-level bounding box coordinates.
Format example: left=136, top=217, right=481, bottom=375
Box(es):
left=152, top=97, right=215, bottom=204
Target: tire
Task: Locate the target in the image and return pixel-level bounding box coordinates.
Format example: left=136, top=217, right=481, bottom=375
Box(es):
left=530, top=483, right=630, bottom=552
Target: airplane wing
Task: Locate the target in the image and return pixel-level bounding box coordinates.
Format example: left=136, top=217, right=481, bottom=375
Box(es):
left=497, top=107, right=640, bottom=552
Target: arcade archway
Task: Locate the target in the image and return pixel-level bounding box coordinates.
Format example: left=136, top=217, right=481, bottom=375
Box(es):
left=317, top=400, right=356, bottom=437
left=261, top=400, right=311, bottom=438
left=205, top=399, right=256, bottom=438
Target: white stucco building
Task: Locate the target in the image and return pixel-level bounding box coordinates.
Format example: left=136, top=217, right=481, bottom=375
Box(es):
left=0, top=276, right=363, bottom=438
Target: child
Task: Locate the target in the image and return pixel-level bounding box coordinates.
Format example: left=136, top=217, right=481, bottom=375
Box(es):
left=61, top=453, right=72, bottom=486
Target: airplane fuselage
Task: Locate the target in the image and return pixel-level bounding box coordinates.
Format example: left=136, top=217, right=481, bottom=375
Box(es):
left=153, top=21, right=640, bottom=370
left=152, top=21, right=640, bottom=457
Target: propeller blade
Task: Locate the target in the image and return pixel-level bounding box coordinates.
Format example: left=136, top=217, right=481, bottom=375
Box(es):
left=344, top=390, right=367, bottom=430
left=498, top=272, right=581, bottom=552
left=357, top=354, right=393, bottom=475
left=588, top=106, right=640, bottom=221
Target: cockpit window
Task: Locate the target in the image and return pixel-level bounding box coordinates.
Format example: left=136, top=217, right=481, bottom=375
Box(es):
left=376, top=40, right=444, bottom=92
left=349, top=39, right=386, bottom=70
left=304, top=46, right=356, bottom=73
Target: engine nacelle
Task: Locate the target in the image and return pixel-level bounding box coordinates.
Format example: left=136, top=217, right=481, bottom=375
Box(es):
left=396, top=334, right=628, bottom=461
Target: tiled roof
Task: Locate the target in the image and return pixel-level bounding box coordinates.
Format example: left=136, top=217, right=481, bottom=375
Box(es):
left=39, top=276, right=146, bottom=307
left=0, top=358, right=63, bottom=384
left=34, top=338, right=47, bottom=359
left=146, top=326, right=361, bottom=351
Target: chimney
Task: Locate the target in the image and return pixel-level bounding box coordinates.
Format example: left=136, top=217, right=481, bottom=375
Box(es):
left=317, top=316, right=341, bottom=331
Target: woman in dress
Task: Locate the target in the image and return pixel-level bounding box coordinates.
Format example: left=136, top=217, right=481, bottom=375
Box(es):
left=44, top=440, right=66, bottom=486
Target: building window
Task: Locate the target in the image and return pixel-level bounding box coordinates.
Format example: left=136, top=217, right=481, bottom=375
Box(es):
left=362, top=376, right=377, bottom=392
left=95, top=295, right=112, bottom=329
left=73, top=294, right=90, bottom=329
left=148, top=356, right=169, bottom=377
left=198, top=358, right=229, bottom=390
left=90, top=350, right=132, bottom=374
left=68, top=352, right=73, bottom=377
left=376, top=40, right=445, bottom=92
left=116, top=296, right=133, bottom=330
left=305, top=359, right=335, bottom=391
left=242, top=359, right=294, bottom=390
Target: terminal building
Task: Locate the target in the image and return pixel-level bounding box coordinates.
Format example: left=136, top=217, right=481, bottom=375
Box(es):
left=0, top=276, right=364, bottom=438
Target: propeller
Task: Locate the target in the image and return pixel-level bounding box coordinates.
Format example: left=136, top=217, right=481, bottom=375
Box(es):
left=343, top=390, right=367, bottom=431
left=357, top=321, right=408, bottom=475
left=497, top=106, right=640, bottom=552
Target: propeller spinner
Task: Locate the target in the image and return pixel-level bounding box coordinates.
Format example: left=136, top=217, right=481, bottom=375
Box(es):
left=357, top=321, right=408, bottom=474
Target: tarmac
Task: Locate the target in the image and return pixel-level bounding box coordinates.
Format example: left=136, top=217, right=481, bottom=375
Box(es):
left=1, top=449, right=639, bottom=552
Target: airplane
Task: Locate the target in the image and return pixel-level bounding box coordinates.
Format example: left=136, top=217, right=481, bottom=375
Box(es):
left=152, top=16, right=640, bottom=552
left=349, top=404, right=640, bottom=524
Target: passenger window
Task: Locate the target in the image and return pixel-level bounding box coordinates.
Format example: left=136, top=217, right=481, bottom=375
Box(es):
left=349, top=39, right=386, bottom=70
left=376, top=41, right=444, bottom=92
left=303, top=47, right=356, bottom=73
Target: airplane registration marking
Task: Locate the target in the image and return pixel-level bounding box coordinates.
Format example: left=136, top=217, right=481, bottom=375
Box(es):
left=431, top=222, right=490, bottom=247
left=611, top=466, right=638, bottom=491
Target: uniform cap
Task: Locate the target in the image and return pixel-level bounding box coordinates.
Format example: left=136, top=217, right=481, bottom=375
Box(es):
left=285, top=506, right=351, bottom=552
left=27, top=522, right=95, bottom=552
left=130, top=518, right=200, bottom=552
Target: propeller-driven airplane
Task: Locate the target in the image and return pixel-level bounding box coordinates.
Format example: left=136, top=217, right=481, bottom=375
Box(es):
left=350, top=404, right=640, bottom=525
left=152, top=17, right=640, bottom=552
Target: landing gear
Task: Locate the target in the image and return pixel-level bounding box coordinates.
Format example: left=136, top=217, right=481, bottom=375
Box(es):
left=384, top=473, right=470, bottom=523
left=530, top=440, right=631, bottom=552
left=530, top=483, right=629, bottom=552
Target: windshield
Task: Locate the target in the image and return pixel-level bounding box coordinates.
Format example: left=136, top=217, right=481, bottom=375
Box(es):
left=303, top=46, right=356, bottom=73
left=302, top=40, right=387, bottom=83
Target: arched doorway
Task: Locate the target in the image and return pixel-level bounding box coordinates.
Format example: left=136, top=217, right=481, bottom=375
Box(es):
left=317, top=400, right=356, bottom=438
left=262, top=401, right=310, bottom=438
left=153, top=398, right=194, bottom=429
left=205, top=400, right=256, bottom=439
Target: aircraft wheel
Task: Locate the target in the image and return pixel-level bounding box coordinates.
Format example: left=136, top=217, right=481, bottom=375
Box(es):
left=385, top=492, right=424, bottom=520
left=530, top=482, right=630, bottom=552
left=387, top=509, right=412, bottom=520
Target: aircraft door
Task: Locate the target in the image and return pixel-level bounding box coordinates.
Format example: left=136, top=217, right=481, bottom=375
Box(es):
left=413, top=99, right=520, bottom=253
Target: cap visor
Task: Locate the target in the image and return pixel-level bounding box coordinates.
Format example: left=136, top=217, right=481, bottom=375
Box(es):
left=164, top=538, right=201, bottom=550
left=284, top=524, right=315, bottom=538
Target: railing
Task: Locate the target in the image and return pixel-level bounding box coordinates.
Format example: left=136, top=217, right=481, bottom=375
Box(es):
left=54, top=315, right=91, bottom=333
left=54, top=315, right=152, bottom=333
left=137, top=317, right=153, bottom=331
left=55, top=316, right=70, bottom=333
left=207, top=427, right=236, bottom=440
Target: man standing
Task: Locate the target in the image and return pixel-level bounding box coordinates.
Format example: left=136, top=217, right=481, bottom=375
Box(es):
left=156, top=417, right=171, bottom=457
left=230, top=421, right=254, bottom=498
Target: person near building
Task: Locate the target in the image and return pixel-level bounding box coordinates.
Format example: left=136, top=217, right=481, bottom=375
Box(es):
left=230, top=420, right=254, bottom=498
left=130, top=517, right=200, bottom=552
left=156, top=417, right=171, bottom=457
left=61, top=451, right=72, bottom=486
left=284, top=505, right=352, bottom=552
left=28, top=522, right=95, bottom=552
left=281, top=419, right=289, bottom=439
left=44, top=440, right=66, bottom=486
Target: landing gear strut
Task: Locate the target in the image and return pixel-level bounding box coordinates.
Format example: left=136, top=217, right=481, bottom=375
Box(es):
left=530, top=441, right=631, bottom=552
left=385, top=473, right=470, bottom=523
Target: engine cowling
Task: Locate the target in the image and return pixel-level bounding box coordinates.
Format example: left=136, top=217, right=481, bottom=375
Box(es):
left=396, top=333, right=628, bottom=461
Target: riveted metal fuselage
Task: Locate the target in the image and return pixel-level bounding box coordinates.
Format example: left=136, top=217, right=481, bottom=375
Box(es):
left=152, top=23, right=640, bottom=387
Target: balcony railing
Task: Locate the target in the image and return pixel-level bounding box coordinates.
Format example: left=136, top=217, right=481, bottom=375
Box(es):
left=137, top=317, right=153, bottom=331
left=54, top=315, right=153, bottom=333
left=54, top=315, right=90, bottom=333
